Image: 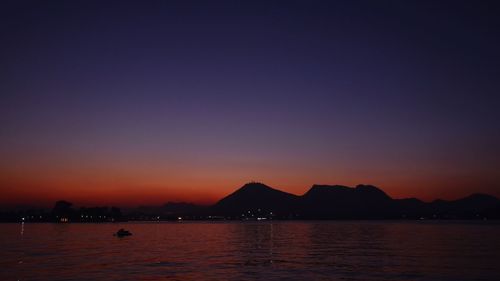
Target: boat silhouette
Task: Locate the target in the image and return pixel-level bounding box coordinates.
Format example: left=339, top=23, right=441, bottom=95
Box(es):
left=114, top=228, right=132, bottom=237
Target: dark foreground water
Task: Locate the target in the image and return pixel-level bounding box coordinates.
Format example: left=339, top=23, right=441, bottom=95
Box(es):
left=1, top=221, right=499, bottom=281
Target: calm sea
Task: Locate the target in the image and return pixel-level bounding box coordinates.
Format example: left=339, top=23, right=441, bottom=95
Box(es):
left=1, top=221, right=499, bottom=281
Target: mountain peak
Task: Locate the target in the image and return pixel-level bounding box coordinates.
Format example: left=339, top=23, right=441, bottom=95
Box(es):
left=355, top=184, right=380, bottom=191
left=239, top=182, right=272, bottom=191
left=212, top=182, right=298, bottom=215
left=457, top=193, right=499, bottom=204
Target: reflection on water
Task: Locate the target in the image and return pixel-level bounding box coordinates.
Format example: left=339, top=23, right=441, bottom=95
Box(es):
left=1, top=221, right=499, bottom=280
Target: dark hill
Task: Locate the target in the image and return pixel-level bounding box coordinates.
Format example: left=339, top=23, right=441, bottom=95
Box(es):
left=300, top=184, right=397, bottom=219
left=395, top=198, right=431, bottom=218
left=211, top=182, right=298, bottom=217
left=429, top=193, right=500, bottom=219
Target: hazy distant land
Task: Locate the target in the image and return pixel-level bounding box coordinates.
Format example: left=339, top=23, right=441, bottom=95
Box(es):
left=2, top=182, right=499, bottom=222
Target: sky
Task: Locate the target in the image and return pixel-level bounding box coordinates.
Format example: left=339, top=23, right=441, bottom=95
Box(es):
left=1, top=0, right=499, bottom=208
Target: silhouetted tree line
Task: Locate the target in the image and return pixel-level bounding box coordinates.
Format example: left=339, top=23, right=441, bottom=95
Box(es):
left=0, top=200, right=123, bottom=222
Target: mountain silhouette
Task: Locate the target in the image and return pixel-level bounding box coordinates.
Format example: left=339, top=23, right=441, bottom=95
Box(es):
left=8, top=182, right=498, bottom=222
left=208, top=182, right=500, bottom=219
left=428, top=193, right=500, bottom=219
left=211, top=182, right=298, bottom=217
left=299, top=184, right=397, bottom=219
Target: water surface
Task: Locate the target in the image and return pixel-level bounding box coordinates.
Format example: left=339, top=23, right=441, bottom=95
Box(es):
left=1, top=221, right=499, bottom=280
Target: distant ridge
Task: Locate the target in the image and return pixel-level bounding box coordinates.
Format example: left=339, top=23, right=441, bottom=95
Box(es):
left=208, top=182, right=500, bottom=219
left=2, top=182, right=500, bottom=222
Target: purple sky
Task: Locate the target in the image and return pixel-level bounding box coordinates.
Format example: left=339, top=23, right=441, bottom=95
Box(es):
left=1, top=0, right=499, bottom=207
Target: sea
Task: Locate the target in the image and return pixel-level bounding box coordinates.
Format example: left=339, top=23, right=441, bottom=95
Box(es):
left=1, top=221, right=499, bottom=280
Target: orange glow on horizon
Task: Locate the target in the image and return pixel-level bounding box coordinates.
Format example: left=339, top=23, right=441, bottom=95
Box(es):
left=2, top=147, right=499, bottom=208
left=1, top=172, right=499, bottom=208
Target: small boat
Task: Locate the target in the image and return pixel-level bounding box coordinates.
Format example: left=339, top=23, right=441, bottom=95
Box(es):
left=114, top=228, right=132, bottom=237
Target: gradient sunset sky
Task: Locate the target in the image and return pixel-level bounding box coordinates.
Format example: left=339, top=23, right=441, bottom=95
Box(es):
left=1, top=0, right=499, bottom=208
